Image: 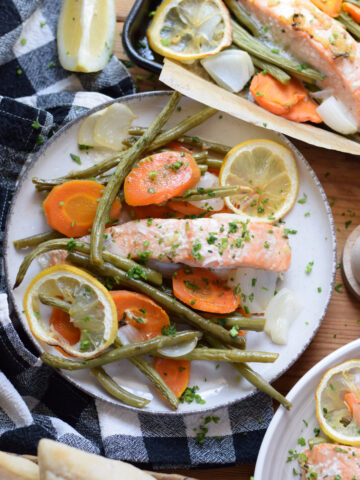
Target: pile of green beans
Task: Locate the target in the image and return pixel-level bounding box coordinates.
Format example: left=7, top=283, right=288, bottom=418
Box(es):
left=13, top=238, right=162, bottom=288
left=232, top=21, right=324, bottom=84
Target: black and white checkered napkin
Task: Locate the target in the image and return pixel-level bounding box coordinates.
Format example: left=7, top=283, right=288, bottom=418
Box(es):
left=0, top=0, right=274, bottom=469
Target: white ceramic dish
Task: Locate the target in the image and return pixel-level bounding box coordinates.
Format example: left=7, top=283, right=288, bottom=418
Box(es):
left=4, top=91, right=336, bottom=414
left=254, top=338, right=360, bottom=479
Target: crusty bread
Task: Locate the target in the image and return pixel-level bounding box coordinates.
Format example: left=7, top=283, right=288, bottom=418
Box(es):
left=0, top=451, right=39, bottom=480
left=38, top=439, right=154, bottom=480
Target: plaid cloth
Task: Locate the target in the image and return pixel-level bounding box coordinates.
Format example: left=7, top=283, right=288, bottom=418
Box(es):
left=0, top=0, right=274, bottom=469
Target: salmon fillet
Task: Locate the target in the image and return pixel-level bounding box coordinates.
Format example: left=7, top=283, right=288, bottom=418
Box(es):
left=105, top=218, right=291, bottom=271
left=300, top=443, right=360, bottom=479
left=238, top=0, right=360, bottom=128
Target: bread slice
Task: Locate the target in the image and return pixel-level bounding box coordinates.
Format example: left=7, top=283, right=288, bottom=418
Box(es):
left=0, top=451, right=39, bottom=480
left=38, top=439, right=154, bottom=480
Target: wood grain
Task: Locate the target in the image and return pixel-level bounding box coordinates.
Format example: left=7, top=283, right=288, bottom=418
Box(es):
left=114, top=1, right=360, bottom=477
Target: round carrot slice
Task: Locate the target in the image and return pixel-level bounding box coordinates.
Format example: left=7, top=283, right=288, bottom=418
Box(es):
left=282, top=96, right=322, bottom=123
left=110, top=290, right=169, bottom=342
left=43, top=180, right=121, bottom=237
left=172, top=267, right=240, bottom=314
left=154, top=357, right=190, bottom=398
left=250, top=73, right=306, bottom=116
left=165, top=141, right=193, bottom=154
left=50, top=306, right=80, bottom=346
left=124, top=151, right=201, bottom=206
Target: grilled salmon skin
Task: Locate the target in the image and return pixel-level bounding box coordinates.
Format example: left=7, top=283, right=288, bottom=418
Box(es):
left=238, top=0, right=360, bottom=128
left=300, top=443, right=360, bottom=479
left=106, top=218, right=291, bottom=272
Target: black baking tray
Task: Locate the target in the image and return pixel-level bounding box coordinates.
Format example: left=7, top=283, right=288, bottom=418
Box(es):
left=122, top=0, right=164, bottom=74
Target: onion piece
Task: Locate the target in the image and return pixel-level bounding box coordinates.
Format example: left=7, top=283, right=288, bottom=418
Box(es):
left=309, top=89, right=332, bottom=101
left=316, top=96, right=358, bottom=135
left=264, top=288, right=302, bottom=345
left=157, top=337, right=198, bottom=357
left=201, top=49, right=255, bottom=93
left=190, top=171, right=224, bottom=211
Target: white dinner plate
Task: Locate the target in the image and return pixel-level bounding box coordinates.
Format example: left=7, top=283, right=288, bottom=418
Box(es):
left=254, top=338, right=360, bottom=479
left=4, top=91, right=336, bottom=414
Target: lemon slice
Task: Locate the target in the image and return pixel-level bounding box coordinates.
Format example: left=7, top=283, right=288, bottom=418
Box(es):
left=24, top=265, right=118, bottom=359
left=57, top=0, right=116, bottom=73
left=315, top=359, right=360, bottom=446
left=147, top=0, right=232, bottom=61
left=78, top=103, right=136, bottom=149
left=219, top=139, right=299, bottom=223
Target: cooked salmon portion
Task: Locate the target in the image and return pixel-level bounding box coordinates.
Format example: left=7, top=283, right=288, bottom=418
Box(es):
left=238, top=0, right=360, bottom=128
left=105, top=218, right=291, bottom=271
left=300, top=443, right=360, bottom=479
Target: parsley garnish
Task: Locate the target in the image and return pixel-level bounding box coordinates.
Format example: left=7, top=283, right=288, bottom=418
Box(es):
left=180, top=386, right=205, bottom=404
left=127, top=265, right=147, bottom=281
left=305, top=261, right=314, bottom=274
left=161, top=324, right=177, bottom=336
left=70, top=153, right=81, bottom=165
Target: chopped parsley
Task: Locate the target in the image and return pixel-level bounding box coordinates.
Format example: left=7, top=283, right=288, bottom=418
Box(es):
left=305, top=261, right=314, bottom=274
left=180, top=386, right=206, bottom=404
left=161, top=324, right=177, bottom=336
left=297, top=193, right=307, bottom=204
left=70, top=153, right=81, bottom=165
left=127, top=265, right=147, bottom=281
left=66, top=238, right=76, bottom=252
left=228, top=221, right=239, bottom=233
left=335, top=283, right=343, bottom=293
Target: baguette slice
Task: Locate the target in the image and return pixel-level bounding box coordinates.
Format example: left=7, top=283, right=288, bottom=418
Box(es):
left=38, top=439, right=153, bottom=480
left=0, top=451, right=39, bottom=480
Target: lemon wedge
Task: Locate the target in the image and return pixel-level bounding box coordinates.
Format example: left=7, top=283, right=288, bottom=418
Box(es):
left=24, top=265, right=118, bottom=359
left=57, top=0, right=116, bottom=73
left=147, top=0, right=232, bottom=62
left=219, top=139, right=299, bottom=223
left=78, top=103, right=136, bottom=150
left=315, top=360, right=360, bottom=446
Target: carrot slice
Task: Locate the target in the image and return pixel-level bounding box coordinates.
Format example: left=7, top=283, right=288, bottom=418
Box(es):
left=165, top=141, right=193, bottom=154
left=172, top=267, right=240, bottom=314
left=43, top=180, right=121, bottom=238
left=124, top=151, right=201, bottom=206
left=250, top=73, right=306, bottom=116
left=125, top=204, right=180, bottom=220
left=110, top=290, right=169, bottom=341
left=282, top=95, right=322, bottom=123
left=343, top=2, right=360, bottom=22
left=311, top=0, right=342, bottom=17
left=168, top=200, right=205, bottom=215
left=154, top=357, right=190, bottom=398
left=50, top=307, right=80, bottom=346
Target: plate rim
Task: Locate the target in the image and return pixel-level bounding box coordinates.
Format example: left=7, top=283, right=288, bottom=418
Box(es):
left=254, top=337, right=360, bottom=478
left=4, top=90, right=337, bottom=415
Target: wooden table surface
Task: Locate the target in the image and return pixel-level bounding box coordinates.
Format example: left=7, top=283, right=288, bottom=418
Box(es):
left=115, top=1, right=360, bottom=477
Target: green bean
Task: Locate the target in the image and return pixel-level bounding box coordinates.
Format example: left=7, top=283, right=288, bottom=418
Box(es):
left=250, top=56, right=291, bottom=84
left=206, top=335, right=291, bottom=409
left=307, top=437, right=329, bottom=449
left=149, top=107, right=217, bottom=151
left=208, top=316, right=265, bottom=331
left=199, top=164, right=208, bottom=174
left=338, top=12, right=360, bottom=40
left=232, top=21, right=325, bottom=83
left=91, top=366, right=150, bottom=408
left=193, top=151, right=209, bottom=161
left=39, top=294, right=71, bottom=313
left=204, top=158, right=223, bottom=169
left=41, top=330, right=201, bottom=370
left=14, top=238, right=162, bottom=288
left=172, top=185, right=242, bottom=202
left=346, top=0, right=360, bottom=6
left=225, top=0, right=261, bottom=37
left=128, top=128, right=232, bottom=155
left=114, top=338, right=179, bottom=409
left=67, top=252, right=246, bottom=349
left=13, top=230, right=65, bottom=249
left=32, top=174, right=111, bottom=192
left=90, top=91, right=182, bottom=266
left=157, top=347, right=278, bottom=363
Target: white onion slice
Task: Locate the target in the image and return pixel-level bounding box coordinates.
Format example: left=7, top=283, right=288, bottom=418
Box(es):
left=310, top=89, right=332, bottom=101
left=201, top=49, right=255, bottom=93
left=117, top=325, right=140, bottom=345
left=157, top=337, right=198, bottom=357
left=264, top=288, right=302, bottom=345
left=316, top=96, right=358, bottom=135
left=190, top=171, right=224, bottom=211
